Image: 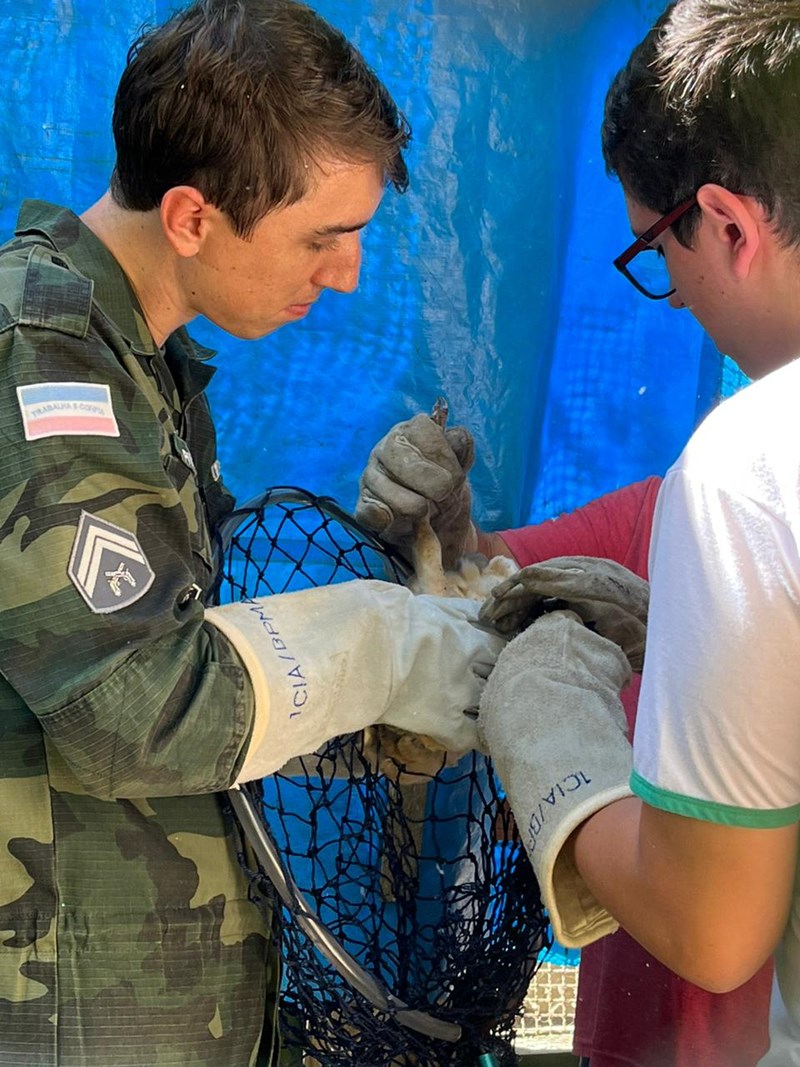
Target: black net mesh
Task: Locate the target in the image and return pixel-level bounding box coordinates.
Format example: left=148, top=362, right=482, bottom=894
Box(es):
left=212, top=487, right=549, bottom=1066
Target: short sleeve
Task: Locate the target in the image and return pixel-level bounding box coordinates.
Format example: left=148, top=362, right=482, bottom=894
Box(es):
left=633, top=466, right=800, bottom=827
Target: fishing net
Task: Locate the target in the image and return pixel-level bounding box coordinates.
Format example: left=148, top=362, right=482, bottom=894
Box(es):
left=212, top=487, right=549, bottom=1066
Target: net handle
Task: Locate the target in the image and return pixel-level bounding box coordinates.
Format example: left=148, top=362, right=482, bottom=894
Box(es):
left=217, top=489, right=460, bottom=1044
left=228, top=784, right=462, bottom=1044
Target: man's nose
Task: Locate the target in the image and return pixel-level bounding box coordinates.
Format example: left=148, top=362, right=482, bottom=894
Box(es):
left=313, top=232, right=362, bottom=293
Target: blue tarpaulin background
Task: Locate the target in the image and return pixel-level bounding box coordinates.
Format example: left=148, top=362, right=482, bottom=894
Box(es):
left=0, top=0, right=748, bottom=533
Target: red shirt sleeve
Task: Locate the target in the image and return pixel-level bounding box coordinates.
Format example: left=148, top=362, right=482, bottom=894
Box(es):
left=498, top=475, right=662, bottom=580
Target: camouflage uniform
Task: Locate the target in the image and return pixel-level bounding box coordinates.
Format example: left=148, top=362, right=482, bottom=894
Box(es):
left=0, top=201, right=280, bottom=1066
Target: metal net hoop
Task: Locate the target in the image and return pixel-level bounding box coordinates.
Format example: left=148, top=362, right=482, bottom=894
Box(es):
left=213, top=487, right=549, bottom=1065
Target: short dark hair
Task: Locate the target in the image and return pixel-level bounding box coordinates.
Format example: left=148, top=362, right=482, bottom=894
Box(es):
left=602, top=0, right=800, bottom=247
left=110, top=0, right=411, bottom=237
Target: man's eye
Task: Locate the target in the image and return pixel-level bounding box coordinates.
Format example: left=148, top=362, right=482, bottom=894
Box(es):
left=309, top=238, right=340, bottom=254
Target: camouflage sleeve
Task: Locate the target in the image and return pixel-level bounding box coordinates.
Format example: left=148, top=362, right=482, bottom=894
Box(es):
left=0, top=278, right=256, bottom=799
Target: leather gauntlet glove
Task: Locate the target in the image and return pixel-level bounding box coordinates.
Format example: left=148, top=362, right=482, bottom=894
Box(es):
left=355, top=413, right=475, bottom=570
left=479, top=609, right=633, bottom=947
left=479, top=555, right=648, bottom=671
left=206, top=580, right=503, bottom=781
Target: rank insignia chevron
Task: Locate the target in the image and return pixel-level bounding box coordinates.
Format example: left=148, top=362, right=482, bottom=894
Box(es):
left=68, top=511, right=155, bottom=613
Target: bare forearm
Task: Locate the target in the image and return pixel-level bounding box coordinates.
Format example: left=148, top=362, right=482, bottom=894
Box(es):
left=571, top=799, right=723, bottom=987
left=572, top=797, right=796, bottom=992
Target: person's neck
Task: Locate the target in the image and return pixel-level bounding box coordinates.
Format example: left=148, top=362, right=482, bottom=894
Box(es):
left=80, top=192, right=191, bottom=347
left=730, top=241, right=800, bottom=380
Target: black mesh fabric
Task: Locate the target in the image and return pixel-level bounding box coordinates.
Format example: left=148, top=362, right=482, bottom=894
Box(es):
left=213, top=488, right=549, bottom=1066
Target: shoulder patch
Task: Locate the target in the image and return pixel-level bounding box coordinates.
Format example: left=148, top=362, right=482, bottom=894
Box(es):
left=17, top=382, right=119, bottom=440
left=68, top=512, right=155, bottom=614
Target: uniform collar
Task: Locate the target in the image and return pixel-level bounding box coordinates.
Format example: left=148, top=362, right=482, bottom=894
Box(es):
left=16, top=200, right=162, bottom=359
left=164, top=328, right=217, bottom=403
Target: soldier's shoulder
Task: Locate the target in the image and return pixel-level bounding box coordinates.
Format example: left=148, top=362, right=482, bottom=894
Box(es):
left=0, top=238, right=93, bottom=340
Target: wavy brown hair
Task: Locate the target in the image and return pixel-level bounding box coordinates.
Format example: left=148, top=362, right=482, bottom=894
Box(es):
left=110, top=0, right=410, bottom=236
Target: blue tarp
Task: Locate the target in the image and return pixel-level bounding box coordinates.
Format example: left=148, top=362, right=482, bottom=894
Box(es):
left=0, top=0, right=747, bottom=531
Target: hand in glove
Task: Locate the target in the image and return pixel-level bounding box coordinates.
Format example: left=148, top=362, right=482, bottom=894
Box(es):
left=479, top=556, right=648, bottom=671
left=479, top=610, right=632, bottom=948
left=355, top=413, right=475, bottom=570
left=206, top=580, right=503, bottom=782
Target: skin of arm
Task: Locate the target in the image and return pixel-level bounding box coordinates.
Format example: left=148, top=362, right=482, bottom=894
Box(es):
left=572, top=797, right=798, bottom=992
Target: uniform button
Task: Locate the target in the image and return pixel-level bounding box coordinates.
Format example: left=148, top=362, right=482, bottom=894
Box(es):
left=178, top=583, right=203, bottom=606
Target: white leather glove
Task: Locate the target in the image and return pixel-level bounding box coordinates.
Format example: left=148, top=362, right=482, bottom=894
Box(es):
left=355, top=413, right=475, bottom=570
left=479, top=609, right=633, bottom=948
left=479, top=556, right=648, bottom=671
left=206, top=580, right=503, bottom=782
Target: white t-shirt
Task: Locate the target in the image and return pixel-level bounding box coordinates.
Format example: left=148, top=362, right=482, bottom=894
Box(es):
left=631, top=356, right=800, bottom=1056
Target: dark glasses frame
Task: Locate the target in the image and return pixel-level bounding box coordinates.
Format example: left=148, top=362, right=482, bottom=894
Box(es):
left=613, top=198, right=696, bottom=299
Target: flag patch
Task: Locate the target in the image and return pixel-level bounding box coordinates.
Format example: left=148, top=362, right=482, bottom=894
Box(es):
left=68, top=511, right=155, bottom=614
left=17, top=382, right=120, bottom=440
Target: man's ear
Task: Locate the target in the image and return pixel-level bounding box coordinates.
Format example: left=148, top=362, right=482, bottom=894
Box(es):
left=695, top=184, right=762, bottom=279
left=160, top=186, right=213, bottom=258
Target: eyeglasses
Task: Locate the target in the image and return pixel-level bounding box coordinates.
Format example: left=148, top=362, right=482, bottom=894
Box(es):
left=613, top=198, right=696, bottom=300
